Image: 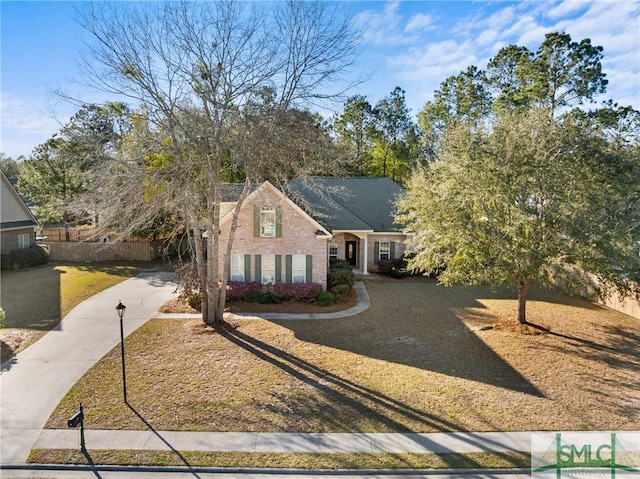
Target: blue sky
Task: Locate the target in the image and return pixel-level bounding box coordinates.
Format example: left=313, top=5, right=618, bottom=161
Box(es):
left=1, top=0, right=639, bottom=159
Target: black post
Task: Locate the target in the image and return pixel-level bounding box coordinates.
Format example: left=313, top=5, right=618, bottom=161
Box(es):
left=79, top=403, right=86, bottom=453
left=116, top=301, right=128, bottom=404
left=119, top=314, right=127, bottom=403
left=68, top=402, right=86, bottom=453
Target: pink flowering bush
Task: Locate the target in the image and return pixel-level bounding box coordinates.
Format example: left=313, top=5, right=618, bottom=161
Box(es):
left=226, top=281, right=263, bottom=301
left=226, top=281, right=322, bottom=303
left=273, top=282, right=323, bottom=302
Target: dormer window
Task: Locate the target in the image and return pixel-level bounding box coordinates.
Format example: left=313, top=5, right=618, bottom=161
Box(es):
left=260, top=205, right=276, bottom=238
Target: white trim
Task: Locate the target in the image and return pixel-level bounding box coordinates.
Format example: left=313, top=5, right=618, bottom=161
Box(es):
left=1, top=170, right=38, bottom=226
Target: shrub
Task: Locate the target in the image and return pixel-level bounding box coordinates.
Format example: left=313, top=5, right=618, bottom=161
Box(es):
left=187, top=293, right=201, bottom=310
left=4, top=245, right=49, bottom=270
left=272, top=282, right=322, bottom=302
left=328, top=264, right=354, bottom=289
left=330, top=283, right=351, bottom=296
left=257, top=292, right=281, bottom=304
left=0, top=307, right=5, bottom=329
left=315, top=291, right=335, bottom=307
left=226, top=281, right=263, bottom=301
left=377, top=259, right=394, bottom=275
left=389, top=268, right=407, bottom=279
left=330, top=259, right=352, bottom=270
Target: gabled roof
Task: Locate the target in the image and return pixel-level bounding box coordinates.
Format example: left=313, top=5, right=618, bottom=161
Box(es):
left=219, top=180, right=331, bottom=237
left=1, top=170, right=38, bottom=230
left=288, top=177, right=405, bottom=233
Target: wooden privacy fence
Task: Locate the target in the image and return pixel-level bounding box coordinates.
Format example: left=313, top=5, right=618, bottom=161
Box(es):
left=47, top=241, right=163, bottom=263
left=41, top=228, right=100, bottom=242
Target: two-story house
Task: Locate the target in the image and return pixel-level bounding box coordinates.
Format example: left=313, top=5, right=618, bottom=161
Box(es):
left=217, top=177, right=407, bottom=289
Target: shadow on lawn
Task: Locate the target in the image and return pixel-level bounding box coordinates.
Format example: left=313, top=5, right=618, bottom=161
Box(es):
left=273, top=281, right=543, bottom=397
left=127, top=403, right=203, bottom=478
left=526, top=322, right=640, bottom=420
left=220, top=325, right=528, bottom=470
left=0, top=265, right=62, bottom=329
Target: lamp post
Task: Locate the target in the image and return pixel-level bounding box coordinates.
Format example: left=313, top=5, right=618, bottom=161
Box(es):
left=115, top=301, right=127, bottom=403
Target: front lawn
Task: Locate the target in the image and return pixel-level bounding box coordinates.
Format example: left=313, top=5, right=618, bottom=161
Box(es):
left=46, top=279, right=639, bottom=435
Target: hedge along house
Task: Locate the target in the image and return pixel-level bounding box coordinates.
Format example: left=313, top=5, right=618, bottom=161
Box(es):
left=217, top=177, right=408, bottom=289
left=0, top=170, right=38, bottom=258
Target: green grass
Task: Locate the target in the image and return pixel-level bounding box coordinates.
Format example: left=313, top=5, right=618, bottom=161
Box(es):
left=28, top=449, right=530, bottom=470
left=56, top=264, right=143, bottom=318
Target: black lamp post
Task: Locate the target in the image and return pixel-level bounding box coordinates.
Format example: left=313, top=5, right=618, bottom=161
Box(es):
left=115, top=301, right=127, bottom=403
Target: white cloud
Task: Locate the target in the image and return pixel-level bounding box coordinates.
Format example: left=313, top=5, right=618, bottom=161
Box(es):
left=545, top=0, right=590, bottom=19
left=0, top=93, right=72, bottom=158
left=405, top=12, right=435, bottom=33
left=352, top=0, right=418, bottom=46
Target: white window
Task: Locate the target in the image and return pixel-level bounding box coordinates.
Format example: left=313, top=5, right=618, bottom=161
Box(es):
left=292, top=254, right=306, bottom=283
left=262, top=254, right=276, bottom=284
left=260, top=205, right=276, bottom=238
left=18, top=233, right=30, bottom=249
left=328, top=242, right=338, bottom=261
left=231, top=254, right=245, bottom=281
left=379, top=241, right=390, bottom=261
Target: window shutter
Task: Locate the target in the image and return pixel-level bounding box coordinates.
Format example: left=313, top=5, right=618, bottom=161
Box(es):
left=253, top=206, right=260, bottom=237
left=275, top=255, right=282, bottom=283
left=374, top=241, right=379, bottom=265
left=285, top=255, right=292, bottom=283
left=306, top=255, right=313, bottom=283
left=244, top=255, right=251, bottom=282
left=255, top=255, right=262, bottom=282
left=275, top=207, right=283, bottom=237
left=390, top=242, right=396, bottom=260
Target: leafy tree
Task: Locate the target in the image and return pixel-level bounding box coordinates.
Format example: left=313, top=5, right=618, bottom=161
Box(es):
left=332, top=95, right=375, bottom=175
left=370, top=87, right=421, bottom=184
left=418, top=66, right=492, bottom=157
left=18, top=138, right=85, bottom=233
left=527, top=33, right=607, bottom=115
left=78, top=0, right=360, bottom=325
left=17, top=104, right=130, bottom=238
left=0, top=153, right=22, bottom=181
left=398, top=107, right=640, bottom=324
left=484, top=33, right=607, bottom=116
left=420, top=32, right=608, bottom=155
left=485, top=45, right=534, bottom=113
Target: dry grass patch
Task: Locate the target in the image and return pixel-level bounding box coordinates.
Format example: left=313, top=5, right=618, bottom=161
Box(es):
left=46, top=280, right=640, bottom=434
left=28, top=449, right=530, bottom=470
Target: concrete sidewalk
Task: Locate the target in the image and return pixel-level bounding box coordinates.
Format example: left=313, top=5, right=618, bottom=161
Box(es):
left=34, top=429, right=531, bottom=454
left=0, top=271, right=178, bottom=465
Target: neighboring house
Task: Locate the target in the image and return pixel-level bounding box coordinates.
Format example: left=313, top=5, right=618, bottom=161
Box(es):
left=217, top=177, right=407, bottom=289
left=0, top=170, right=38, bottom=256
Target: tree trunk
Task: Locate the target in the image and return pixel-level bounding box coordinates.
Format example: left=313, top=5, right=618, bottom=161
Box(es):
left=516, top=278, right=531, bottom=324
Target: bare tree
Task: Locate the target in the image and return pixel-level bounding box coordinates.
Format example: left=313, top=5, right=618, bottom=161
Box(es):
left=76, top=0, right=360, bottom=325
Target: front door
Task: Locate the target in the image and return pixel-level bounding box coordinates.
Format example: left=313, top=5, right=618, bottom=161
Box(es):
left=345, top=240, right=358, bottom=267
